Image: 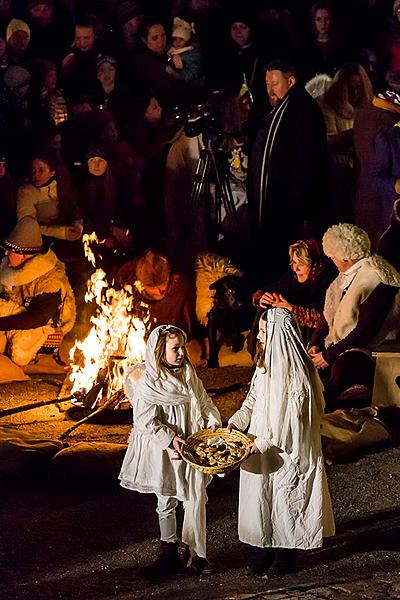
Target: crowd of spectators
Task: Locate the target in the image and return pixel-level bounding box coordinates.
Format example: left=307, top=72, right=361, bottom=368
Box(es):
left=1, top=0, right=400, bottom=400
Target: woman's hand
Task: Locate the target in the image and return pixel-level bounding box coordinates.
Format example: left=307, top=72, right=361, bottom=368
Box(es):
left=171, top=435, right=185, bottom=459
left=259, top=291, right=276, bottom=308
left=249, top=442, right=260, bottom=454
left=271, top=294, right=292, bottom=311
left=311, top=351, right=329, bottom=369
left=308, top=346, right=320, bottom=356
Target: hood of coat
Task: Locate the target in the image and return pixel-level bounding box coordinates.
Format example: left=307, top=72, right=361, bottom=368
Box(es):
left=0, top=248, right=57, bottom=288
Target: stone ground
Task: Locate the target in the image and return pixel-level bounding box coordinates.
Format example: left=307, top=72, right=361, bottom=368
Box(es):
left=1, top=366, right=400, bottom=600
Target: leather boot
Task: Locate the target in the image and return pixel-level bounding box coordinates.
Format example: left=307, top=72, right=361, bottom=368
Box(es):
left=246, top=547, right=275, bottom=576
left=142, top=541, right=183, bottom=580
left=267, top=548, right=297, bottom=577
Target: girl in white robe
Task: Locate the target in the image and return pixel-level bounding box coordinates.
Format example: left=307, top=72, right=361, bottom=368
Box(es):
left=119, top=324, right=221, bottom=577
left=228, top=308, right=335, bottom=576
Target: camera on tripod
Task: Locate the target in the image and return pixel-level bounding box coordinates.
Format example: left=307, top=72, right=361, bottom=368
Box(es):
left=175, top=90, right=225, bottom=146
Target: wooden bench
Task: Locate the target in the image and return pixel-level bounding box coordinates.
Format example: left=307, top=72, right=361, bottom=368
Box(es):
left=371, top=342, right=400, bottom=406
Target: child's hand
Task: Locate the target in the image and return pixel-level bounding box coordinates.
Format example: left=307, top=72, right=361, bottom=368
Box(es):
left=172, top=435, right=186, bottom=455
left=210, top=424, right=219, bottom=433
left=172, top=54, right=183, bottom=70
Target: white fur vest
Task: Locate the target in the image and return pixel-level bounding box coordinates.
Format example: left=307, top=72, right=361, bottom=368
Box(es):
left=323, top=255, right=400, bottom=348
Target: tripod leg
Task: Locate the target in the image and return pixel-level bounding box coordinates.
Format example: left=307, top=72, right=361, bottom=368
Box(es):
left=190, top=152, right=209, bottom=211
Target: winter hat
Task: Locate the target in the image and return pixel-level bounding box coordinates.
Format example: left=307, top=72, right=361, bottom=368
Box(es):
left=28, top=0, right=53, bottom=9
left=6, top=19, right=31, bottom=43
left=322, top=223, right=371, bottom=261
left=116, top=1, right=144, bottom=25
left=3, top=65, right=31, bottom=90
left=172, top=17, right=192, bottom=42
left=135, top=250, right=170, bottom=287
left=1, top=216, right=43, bottom=255
left=85, top=145, right=108, bottom=161
left=96, top=54, right=117, bottom=70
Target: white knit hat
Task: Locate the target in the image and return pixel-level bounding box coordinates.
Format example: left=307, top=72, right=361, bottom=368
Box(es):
left=6, top=19, right=31, bottom=43
left=322, top=223, right=371, bottom=261
left=172, top=17, right=192, bottom=42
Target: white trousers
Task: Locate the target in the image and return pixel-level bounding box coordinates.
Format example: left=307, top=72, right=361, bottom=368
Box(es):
left=0, top=299, right=52, bottom=366
left=156, top=485, right=208, bottom=559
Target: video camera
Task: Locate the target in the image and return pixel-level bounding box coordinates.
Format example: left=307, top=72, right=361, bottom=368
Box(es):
left=174, top=90, right=225, bottom=145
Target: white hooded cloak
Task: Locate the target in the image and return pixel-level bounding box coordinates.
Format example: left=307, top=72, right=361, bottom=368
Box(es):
left=119, top=325, right=222, bottom=557
left=229, top=308, right=335, bottom=549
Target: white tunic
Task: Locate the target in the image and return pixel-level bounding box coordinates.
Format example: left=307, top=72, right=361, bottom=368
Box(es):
left=119, top=325, right=222, bottom=557
left=229, top=308, right=335, bottom=550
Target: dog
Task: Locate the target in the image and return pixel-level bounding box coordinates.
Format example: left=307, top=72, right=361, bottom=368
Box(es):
left=195, top=254, right=252, bottom=368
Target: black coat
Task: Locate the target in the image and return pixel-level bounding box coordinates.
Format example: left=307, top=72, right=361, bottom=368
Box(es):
left=247, top=83, right=330, bottom=228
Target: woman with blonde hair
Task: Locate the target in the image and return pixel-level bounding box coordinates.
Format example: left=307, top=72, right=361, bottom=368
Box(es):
left=318, top=62, right=374, bottom=221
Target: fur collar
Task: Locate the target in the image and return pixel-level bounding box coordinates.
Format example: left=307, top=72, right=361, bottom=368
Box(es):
left=0, top=249, right=58, bottom=287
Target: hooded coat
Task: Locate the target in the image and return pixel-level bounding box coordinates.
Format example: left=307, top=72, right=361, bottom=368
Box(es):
left=119, top=324, right=221, bottom=557
left=229, top=308, right=335, bottom=549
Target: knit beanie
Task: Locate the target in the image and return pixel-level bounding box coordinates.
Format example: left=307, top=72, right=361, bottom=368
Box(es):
left=1, top=216, right=43, bottom=255
left=172, top=17, right=192, bottom=42
left=96, top=54, right=117, bottom=70
left=116, top=1, right=144, bottom=25
left=6, top=19, right=31, bottom=43
left=3, top=65, right=31, bottom=90
left=322, top=223, right=371, bottom=261
left=135, top=250, right=170, bottom=287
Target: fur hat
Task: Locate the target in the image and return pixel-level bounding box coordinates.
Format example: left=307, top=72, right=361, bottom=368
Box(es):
left=3, top=65, right=31, bottom=90
left=135, top=250, right=170, bottom=287
left=172, top=17, right=192, bottom=42
left=1, top=216, right=43, bottom=255
left=322, top=223, right=371, bottom=261
left=6, top=19, right=31, bottom=43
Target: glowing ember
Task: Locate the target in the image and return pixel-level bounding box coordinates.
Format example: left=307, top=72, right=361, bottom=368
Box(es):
left=69, top=234, right=148, bottom=407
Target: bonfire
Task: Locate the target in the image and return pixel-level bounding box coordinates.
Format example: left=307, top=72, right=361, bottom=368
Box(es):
left=68, top=233, right=148, bottom=409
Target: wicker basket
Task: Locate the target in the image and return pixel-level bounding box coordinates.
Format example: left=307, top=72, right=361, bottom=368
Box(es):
left=181, top=427, right=251, bottom=475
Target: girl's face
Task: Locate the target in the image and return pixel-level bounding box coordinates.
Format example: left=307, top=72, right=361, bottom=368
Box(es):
left=257, top=318, right=267, bottom=348
left=88, top=156, right=108, bottom=176
left=145, top=24, right=166, bottom=55
left=31, top=159, right=55, bottom=187
left=165, top=333, right=185, bottom=367
left=230, top=22, right=251, bottom=47
left=314, top=9, right=331, bottom=37
left=97, top=61, right=116, bottom=87
left=290, top=253, right=311, bottom=283
left=172, top=36, right=186, bottom=49
left=347, top=73, right=363, bottom=107
left=144, top=96, right=162, bottom=124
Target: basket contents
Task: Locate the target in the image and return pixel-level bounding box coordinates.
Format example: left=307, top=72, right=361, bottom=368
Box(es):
left=187, top=436, right=245, bottom=467
left=181, top=428, right=250, bottom=473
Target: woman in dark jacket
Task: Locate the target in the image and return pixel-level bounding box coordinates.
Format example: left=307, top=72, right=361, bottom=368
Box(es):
left=129, top=17, right=195, bottom=109
left=248, top=238, right=336, bottom=354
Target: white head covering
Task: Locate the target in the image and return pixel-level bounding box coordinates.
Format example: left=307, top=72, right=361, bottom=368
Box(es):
left=253, top=308, right=325, bottom=472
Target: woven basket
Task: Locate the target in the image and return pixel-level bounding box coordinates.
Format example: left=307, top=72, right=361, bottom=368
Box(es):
left=181, top=427, right=251, bottom=475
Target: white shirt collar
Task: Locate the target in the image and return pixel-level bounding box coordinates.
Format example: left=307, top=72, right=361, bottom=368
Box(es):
left=338, top=257, right=367, bottom=291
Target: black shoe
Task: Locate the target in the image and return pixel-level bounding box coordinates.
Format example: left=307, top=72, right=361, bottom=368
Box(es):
left=266, top=548, right=296, bottom=578
left=190, top=556, right=215, bottom=575
left=246, top=548, right=275, bottom=576
left=142, top=542, right=183, bottom=580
